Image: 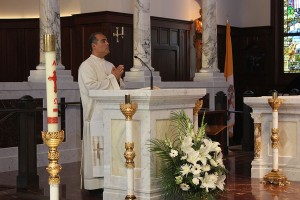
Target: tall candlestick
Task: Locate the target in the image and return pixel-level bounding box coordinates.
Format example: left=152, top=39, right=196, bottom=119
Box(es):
left=120, top=102, right=138, bottom=200
left=264, top=96, right=288, bottom=186
left=44, top=34, right=61, bottom=200
left=44, top=34, right=58, bottom=132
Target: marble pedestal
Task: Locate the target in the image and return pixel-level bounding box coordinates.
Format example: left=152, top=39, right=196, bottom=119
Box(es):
left=28, top=69, right=73, bottom=82
left=89, top=88, right=206, bottom=200
left=244, top=96, right=300, bottom=181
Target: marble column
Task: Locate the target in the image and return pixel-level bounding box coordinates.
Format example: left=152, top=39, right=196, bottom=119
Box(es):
left=132, top=0, right=152, bottom=71
left=124, top=0, right=161, bottom=89
left=193, top=0, right=226, bottom=110
left=201, top=0, right=218, bottom=73
left=37, top=0, right=64, bottom=70
left=28, top=0, right=73, bottom=82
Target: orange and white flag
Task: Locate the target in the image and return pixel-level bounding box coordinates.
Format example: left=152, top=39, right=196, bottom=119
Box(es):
left=224, top=20, right=235, bottom=138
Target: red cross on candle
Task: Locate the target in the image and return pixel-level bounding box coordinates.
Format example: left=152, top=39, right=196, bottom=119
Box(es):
left=48, top=70, right=57, bottom=93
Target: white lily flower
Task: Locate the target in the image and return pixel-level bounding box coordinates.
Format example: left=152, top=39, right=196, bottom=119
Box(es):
left=187, top=149, right=200, bottom=164
left=199, top=172, right=217, bottom=192
left=202, top=164, right=211, bottom=172
left=210, top=159, right=218, bottom=167
left=216, top=152, right=225, bottom=168
left=198, top=144, right=212, bottom=165
left=203, top=139, right=221, bottom=153
left=216, top=174, right=226, bottom=190
left=181, top=136, right=194, bottom=153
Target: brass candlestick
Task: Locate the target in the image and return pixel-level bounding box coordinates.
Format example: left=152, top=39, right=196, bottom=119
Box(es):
left=263, top=94, right=288, bottom=186
left=42, top=130, right=64, bottom=185
left=120, top=97, right=138, bottom=200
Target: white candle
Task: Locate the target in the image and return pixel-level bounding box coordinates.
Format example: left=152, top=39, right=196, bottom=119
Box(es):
left=127, top=168, right=134, bottom=195
left=50, top=184, right=59, bottom=200
left=272, top=112, right=278, bottom=129
left=126, top=118, right=134, bottom=197
left=126, top=121, right=133, bottom=142
left=273, top=149, right=278, bottom=171
left=44, top=34, right=58, bottom=132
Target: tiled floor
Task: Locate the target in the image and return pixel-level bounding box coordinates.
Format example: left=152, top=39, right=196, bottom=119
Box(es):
left=0, top=150, right=299, bottom=200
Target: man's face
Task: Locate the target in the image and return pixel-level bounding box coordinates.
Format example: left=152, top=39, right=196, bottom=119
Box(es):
left=92, top=34, right=110, bottom=58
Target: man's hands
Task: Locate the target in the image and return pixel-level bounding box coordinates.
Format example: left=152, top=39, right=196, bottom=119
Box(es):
left=111, top=65, right=124, bottom=81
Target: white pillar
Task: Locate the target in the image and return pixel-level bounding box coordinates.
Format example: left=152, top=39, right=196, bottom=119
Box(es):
left=124, top=0, right=161, bottom=89
left=193, top=0, right=226, bottom=111
left=201, top=0, right=218, bottom=73
left=132, top=0, right=152, bottom=71
left=37, top=0, right=64, bottom=70
left=28, top=0, right=73, bottom=83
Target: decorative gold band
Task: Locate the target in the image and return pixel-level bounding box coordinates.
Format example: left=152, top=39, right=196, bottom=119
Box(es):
left=124, top=142, right=136, bottom=168
left=43, top=34, right=56, bottom=52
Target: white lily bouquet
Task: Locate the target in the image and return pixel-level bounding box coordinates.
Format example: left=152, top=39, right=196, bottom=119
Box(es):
left=149, top=111, right=227, bottom=200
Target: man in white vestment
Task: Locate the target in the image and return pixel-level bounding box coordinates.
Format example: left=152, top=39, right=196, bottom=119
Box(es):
left=78, top=32, right=125, bottom=191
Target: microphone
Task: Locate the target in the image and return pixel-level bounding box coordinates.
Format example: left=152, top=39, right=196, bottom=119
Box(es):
left=134, top=55, right=153, bottom=90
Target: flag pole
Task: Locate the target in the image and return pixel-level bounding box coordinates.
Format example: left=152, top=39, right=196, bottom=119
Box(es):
left=224, top=19, right=235, bottom=148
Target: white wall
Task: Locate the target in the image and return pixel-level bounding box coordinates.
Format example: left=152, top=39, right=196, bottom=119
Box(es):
left=217, top=0, right=271, bottom=27
left=0, top=0, right=270, bottom=27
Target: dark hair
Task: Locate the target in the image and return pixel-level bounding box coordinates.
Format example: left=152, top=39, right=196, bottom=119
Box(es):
left=88, top=32, right=104, bottom=52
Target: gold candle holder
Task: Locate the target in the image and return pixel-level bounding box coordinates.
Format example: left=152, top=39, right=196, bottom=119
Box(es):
left=268, top=98, right=282, bottom=112
left=263, top=96, right=289, bottom=186
left=120, top=101, right=138, bottom=200
left=42, top=130, right=64, bottom=185
left=120, top=103, right=138, bottom=121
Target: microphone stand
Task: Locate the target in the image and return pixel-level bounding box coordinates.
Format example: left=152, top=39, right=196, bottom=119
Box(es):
left=134, top=56, right=153, bottom=90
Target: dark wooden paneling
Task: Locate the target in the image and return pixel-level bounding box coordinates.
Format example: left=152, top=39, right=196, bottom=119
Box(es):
left=24, top=29, right=39, bottom=79
left=61, top=17, right=73, bottom=71
left=0, top=12, right=191, bottom=82
left=151, top=17, right=192, bottom=81
left=0, top=19, right=39, bottom=82
left=152, top=46, right=178, bottom=81
left=0, top=12, right=275, bottom=91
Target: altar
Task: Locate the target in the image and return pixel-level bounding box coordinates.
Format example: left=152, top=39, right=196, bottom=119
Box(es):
left=89, top=88, right=206, bottom=200
left=244, top=96, right=300, bottom=181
